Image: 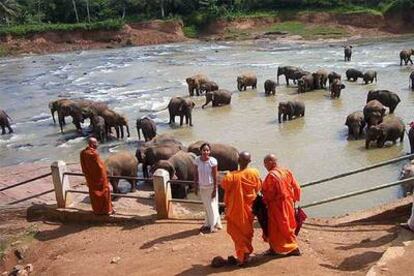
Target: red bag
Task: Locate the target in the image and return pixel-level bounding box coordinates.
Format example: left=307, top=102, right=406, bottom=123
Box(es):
left=295, top=206, right=307, bottom=236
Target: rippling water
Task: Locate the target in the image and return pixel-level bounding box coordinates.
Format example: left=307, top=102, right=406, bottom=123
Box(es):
left=1, top=37, right=414, bottom=217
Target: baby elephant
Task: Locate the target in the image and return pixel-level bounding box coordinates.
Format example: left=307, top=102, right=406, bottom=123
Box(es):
left=200, top=81, right=219, bottom=94
left=366, top=90, right=400, bottom=114
left=365, top=117, right=405, bottom=149
left=264, top=79, right=276, bottom=96
left=0, top=109, right=13, bottom=135
left=400, top=49, right=414, bottom=66
left=363, top=70, right=377, bottom=84
left=237, top=73, right=257, bottom=91
left=105, top=151, right=138, bottom=193
left=202, top=89, right=232, bottom=108
left=330, top=79, right=345, bottom=98
left=346, top=69, right=363, bottom=82
left=344, top=45, right=352, bottom=62
left=345, top=111, right=365, bottom=140
left=328, top=71, right=341, bottom=86
left=278, top=101, right=305, bottom=123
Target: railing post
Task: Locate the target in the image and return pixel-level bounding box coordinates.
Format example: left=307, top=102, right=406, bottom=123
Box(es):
left=51, top=161, right=72, bottom=208
left=153, top=168, right=173, bottom=219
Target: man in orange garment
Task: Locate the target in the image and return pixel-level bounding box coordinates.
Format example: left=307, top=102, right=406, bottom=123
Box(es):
left=262, top=153, right=301, bottom=256
left=221, top=151, right=262, bottom=265
left=80, top=137, right=114, bottom=215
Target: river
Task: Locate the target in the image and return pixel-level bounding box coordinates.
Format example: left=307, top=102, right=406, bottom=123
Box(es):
left=1, top=37, right=414, bottom=217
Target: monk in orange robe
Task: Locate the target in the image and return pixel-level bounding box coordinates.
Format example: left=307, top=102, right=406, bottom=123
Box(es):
left=262, top=154, right=301, bottom=256
left=80, top=137, right=113, bottom=215
left=221, top=151, right=261, bottom=265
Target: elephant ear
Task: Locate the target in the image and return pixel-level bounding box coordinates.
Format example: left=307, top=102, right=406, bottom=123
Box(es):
left=287, top=102, right=294, bottom=113
left=166, top=162, right=176, bottom=179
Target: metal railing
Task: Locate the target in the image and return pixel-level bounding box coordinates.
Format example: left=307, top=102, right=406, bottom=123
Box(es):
left=65, top=189, right=153, bottom=200
left=0, top=172, right=52, bottom=192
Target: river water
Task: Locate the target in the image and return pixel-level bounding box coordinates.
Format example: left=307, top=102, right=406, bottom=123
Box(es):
left=1, top=37, right=414, bottom=217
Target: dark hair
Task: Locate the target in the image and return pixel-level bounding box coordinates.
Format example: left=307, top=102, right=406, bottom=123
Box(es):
left=199, top=142, right=211, bottom=151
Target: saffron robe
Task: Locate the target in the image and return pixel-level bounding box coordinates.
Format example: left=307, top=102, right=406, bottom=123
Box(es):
left=80, top=146, right=113, bottom=215
left=221, top=168, right=261, bottom=262
left=262, top=167, right=301, bottom=254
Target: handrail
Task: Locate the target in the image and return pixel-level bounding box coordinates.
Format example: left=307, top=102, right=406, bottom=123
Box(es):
left=65, top=189, right=153, bottom=200
left=167, top=180, right=195, bottom=185
left=301, top=176, right=414, bottom=209
left=170, top=198, right=225, bottom=207
left=302, top=154, right=414, bottom=188
left=0, top=172, right=52, bottom=192
left=63, top=172, right=152, bottom=182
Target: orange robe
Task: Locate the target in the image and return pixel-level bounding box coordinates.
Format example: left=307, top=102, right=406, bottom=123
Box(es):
left=262, top=167, right=301, bottom=254
left=80, top=146, right=113, bottom=215
left=221, top=168, right=261, bottom=262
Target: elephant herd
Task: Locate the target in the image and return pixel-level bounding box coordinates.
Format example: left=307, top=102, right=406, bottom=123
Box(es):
left=103, top=134, right=239, bottom=199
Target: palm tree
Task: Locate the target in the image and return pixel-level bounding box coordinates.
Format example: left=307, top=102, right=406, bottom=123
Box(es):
left=0, top=0, right=19, bottom=25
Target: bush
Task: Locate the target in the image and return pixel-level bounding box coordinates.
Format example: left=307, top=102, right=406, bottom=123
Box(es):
left=382, top=0, right=414, bottom=13
left=0, top=19, right=124, bottom=37
left=183, top=25, right=198, bottom=38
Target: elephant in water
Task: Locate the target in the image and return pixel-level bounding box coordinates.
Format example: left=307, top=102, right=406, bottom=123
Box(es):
left=105, top=151, right=138, bottom=193
left=363, top=70, right=377, bottom=84
left=152, top=151, right=196, bottom=199
left=410, top=72, right=414, bottom=90
left=168, top=97, right=195, bottom=127
left=345, top=111, right=365, bottom=140
left=136, top=117, right=156, bottom=142
left=0, top=109, right=13, bottom=135
left=312, top=69, right=329, bottom=89
left=365, top=116, right=405, bottom=149
left=344, top=45, right=352, bottom=61
left=186, top=74, right=209, bottom=96
left=264, top=79, right=276, bottom=96
left=277, top=66, right=307, bottom=86
left=100, top=109, right=130, bottom=139
left=346, top=69, right=363, bottom=82
left=90, top=115, right=106, bottom=142
left=200, top=81, right=219, bottom=94
left=366, top=90, right=400, bottom=114
left=237, top=73, right=257, bottom=91
left=202, top=89, right=231, bottom=108
left=400, top=49, right=414, bottom=66
left=328, top=71, right=341, bottom=86
left=297, top=74, right=314, bottom=93
left=57, top=99, right=84, bottom=134
left=363, top=100, right=386, bottom=128
left=330, top=79, right=345, bottom=98
left=278, top=101, right=305, bottom=123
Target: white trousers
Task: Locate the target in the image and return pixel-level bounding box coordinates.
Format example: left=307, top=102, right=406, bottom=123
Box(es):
left=200, top=185, right=222, bottom=231
left=408, top=195, right=414, bottom=230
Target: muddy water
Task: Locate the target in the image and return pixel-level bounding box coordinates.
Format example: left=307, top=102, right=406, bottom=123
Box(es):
left=1, top=37, right=414, bottom=217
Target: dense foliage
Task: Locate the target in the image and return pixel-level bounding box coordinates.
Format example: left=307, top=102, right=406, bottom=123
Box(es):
left=0, top=0, right=412, bottom=34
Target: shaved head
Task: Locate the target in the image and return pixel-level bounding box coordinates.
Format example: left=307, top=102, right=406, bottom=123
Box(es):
left=238, top=151, right=251, bottom=170
left=88, top=137, right=98, bottom=149
left=264, top=154, right=278, bottom=171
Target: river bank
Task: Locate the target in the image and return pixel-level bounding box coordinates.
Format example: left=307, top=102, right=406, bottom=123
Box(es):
left=0, top=9, right=413, bottom=57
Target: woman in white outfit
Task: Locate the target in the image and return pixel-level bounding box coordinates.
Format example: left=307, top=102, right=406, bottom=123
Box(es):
left=194, top=143, right=222, bottom=233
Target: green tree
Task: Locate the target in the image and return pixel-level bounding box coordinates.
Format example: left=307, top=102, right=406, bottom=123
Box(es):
left=0, top=0, right=20, bottom=24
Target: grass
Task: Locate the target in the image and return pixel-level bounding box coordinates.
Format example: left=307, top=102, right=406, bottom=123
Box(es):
left=0, top=224, right=38, bottom=260
left=183, top=25, right=199, bottom=38
left=266, top=21, right=348, bottom=39
left=0, top=45, right=9, bottom=57
left=0, top=19, right=124, bottom=37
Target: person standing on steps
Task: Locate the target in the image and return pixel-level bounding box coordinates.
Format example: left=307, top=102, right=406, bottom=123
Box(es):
left=221, top=151, right=262, bottom=266
left=194, top=143, right=222, bottom=233
left=262, top=154, right=301, bottom=257
left=80, top=137, right=114, bottom=215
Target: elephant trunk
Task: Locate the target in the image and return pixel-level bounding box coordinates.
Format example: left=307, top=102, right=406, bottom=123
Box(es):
left=126, top=124, right=130, bottom=137
left=51, top=109, right=56, bottom=124
left=352, top=125, right=360, bottom=139
left=137, top=125, right=141, bottom=140
left=237, top=81, right=242, bottom=92
left=278, top=112, right=282, bottom=123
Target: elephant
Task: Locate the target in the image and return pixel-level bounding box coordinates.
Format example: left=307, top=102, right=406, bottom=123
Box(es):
left=312, top=69, right=329, bottom=89
left=278, top=101, right=305, bottom=123
left=328, top=71, right=341, bottom=86
left=408, top=122, right=414, bottom=154
left=168, top=97, right=195, bottom=127
left=100, top=109, right=130, bottom=139
left=363, top=70, right=378, bottom=84
left=200, top=81, right=219, bottom=94
left=57, top=99, right=84, bottom=134
left=330, top=79, right=346, bottom=98
left=366, top=90, right=400, bottom=114
left=400, top=49, right=414, bottom=66
left=187, top=141, right=239, bottom=172
left=186, top=74, right=209, bottom=96
left=49, top=98, right=70, bottom=124
left=90, top=115, right=106, bottom=142
left=365, top=116, right=405, bottom=149
left=136, top=117, right=156, bottom=142
left=277, top=66, right=308, bottom=86
left=237, top=73, right=257, bottom=91
left=152, top=151, right=196, bottom=198
left=346, top=69, right=363, bottom=82
left=345, top=111, right=365, bottom=140
left=363, top=100, right=386, bottom=128
left=138, top=143, right=184, bottom=178
left=297, top=74, right=314, bottom=93
left=105, top=151, right=138, bottom=193
left=202, top=89, right=231, bottom=108
left=344, top=45, right=352, bottom=62
left=410, top=71, right=414, bottom=90
left=0, top=109, right=13, bottom=135
left=264, top=79, right=276, bottom=96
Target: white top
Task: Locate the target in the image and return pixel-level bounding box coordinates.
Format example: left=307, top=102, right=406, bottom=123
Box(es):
left=195, top=156, right=218, bottom=187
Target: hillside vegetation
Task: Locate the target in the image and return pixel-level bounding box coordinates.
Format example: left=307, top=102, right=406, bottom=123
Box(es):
left=0, top=0, right=412, bottom=37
